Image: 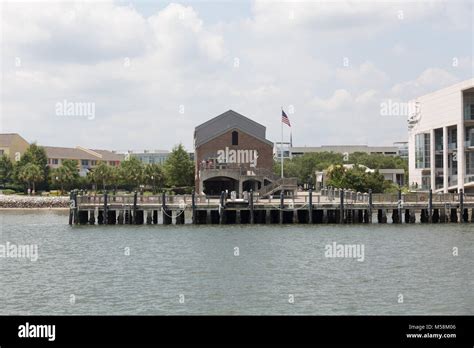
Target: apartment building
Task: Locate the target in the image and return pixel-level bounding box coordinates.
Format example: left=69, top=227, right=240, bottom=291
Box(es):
left=0, top=133, right=29, bottom=162
left=44, top=146, right=124, bottom=176
left=408, top=79, right=474, bottom=193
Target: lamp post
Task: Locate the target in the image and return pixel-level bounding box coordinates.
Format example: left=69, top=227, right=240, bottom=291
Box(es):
left=55, top=176, right=61, bottom=195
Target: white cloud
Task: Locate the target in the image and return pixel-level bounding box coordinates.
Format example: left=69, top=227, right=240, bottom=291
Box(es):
left=336, top=62, right=390, bottom=90
left=390, top=68, right=460, bottom=98
left=0, top=0, right=471, bottom=150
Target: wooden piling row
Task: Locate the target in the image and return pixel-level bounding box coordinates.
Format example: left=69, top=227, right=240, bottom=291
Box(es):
left=69, top=190, right=474, bottom=226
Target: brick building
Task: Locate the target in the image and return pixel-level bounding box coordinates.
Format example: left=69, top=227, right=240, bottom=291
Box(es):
left=194, top=110, right=277, bottom=196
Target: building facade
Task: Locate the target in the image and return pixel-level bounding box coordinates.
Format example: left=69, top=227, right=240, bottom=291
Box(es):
left=128, top=149, right=194, bottom=165
left=44, top=146, right=123, bottom=176
left=408, top=79, right=474, bottom=193
left=194, top=110, right=275, bottom=195
left=129, top=150, right=170, bottom=165
left=0, top=133, right=29, bottom=162
left=288, top=145, right=400, bottom=158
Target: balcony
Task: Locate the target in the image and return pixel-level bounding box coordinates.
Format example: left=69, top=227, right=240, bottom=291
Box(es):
left=465, top=175, right=474, bottom=184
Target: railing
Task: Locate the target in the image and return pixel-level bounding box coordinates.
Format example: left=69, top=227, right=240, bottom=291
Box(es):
left=256, top=178, right=298, bottom=197
left=465, top=139, right=474, bottom=148
left=448, top=143, right=457, bottom=150
left=200, top=165, right=280, bottom=182
left=75, top=189, right=474, bottom=207
left=465, top=175, right=474, bottom=184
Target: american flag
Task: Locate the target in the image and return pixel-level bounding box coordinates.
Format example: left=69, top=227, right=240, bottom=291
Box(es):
left=282, top=110, right=291, bottom=127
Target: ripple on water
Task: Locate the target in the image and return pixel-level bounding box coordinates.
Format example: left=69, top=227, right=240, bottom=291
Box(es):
left=0, top=210, right=473, bottom=315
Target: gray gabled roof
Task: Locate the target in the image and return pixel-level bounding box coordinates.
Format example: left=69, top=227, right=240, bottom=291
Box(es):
left=194, top=110, right=271, bottom=148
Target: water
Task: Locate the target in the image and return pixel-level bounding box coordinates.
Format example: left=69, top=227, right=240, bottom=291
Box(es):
left=0, top=210, right=473, bottom=315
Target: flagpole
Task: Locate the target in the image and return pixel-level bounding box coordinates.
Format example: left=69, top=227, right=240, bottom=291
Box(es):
left=281, top=107, right=284, bottom=179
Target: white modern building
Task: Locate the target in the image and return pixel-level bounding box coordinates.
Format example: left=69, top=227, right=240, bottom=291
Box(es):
left=408, top=79, right=474, bottom=193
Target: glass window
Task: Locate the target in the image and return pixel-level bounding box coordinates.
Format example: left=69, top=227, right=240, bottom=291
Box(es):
left=415, top=133, right=430, bottom=169
left=232, top=131, right=238, bottom=146
left=81, top=160, right=89, bottom=166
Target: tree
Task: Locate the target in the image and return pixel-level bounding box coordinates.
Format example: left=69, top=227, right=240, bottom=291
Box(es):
left=50, top=160, right=79, bottom=194
left=274, top=152, right=344, bottom=183
left=326, top=164, right=390, bottom=193
left=0, top=155, right=13, bottom=187
left=90, top=162, right=114, bottom=190
left=15, top=143, right=49, bottom=190
left=18, top=163, right=44, bottom=193
left=119, top=157, right=143, bottom=191
left=164, top=144, right=194, bottom=188
left=144, top=163, right=165, bottom=193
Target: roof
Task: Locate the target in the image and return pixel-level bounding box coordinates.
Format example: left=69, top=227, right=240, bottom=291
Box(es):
left=291, top=145, right=398, bottom=153
left=43, top=146, right=124, bottom=161
left=194, top=110, right=272, bottom=147
left=412, top=78, right=474, bottom=102
left=0, top=133, right=29, bottom=147
left=378, top=168, right=405, bottom=174
left=91, top=149, right=125, bottom=161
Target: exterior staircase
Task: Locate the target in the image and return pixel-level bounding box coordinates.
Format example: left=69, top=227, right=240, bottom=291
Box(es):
left=256, top=177, right=298, bottom=198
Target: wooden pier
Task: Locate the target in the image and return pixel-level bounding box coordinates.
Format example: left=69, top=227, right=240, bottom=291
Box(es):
left=68, top=188, right=474, bottom=225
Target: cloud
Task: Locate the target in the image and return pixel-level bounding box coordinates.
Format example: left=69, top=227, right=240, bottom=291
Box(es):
left=390, top=68, right=460, bottom=98
left=148, top=3, right=226, bottom=62
left=0, top=0, right=472, bottom=151
left=336, top=62, right=390, bottom=90
left=2, top=1, right=149, bottom=64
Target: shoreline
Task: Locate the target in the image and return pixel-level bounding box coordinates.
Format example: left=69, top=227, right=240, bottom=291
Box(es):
left=0, top=207, right=69, bottom=211
left=0, top=195, right=70, bottom=209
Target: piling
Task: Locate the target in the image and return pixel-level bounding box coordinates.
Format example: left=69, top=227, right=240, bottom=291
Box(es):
left=219, top=191, right=225, bottom=224
left=339, top=189, right=345, bottom=224
left=103, top=191, right=108, bottom=225
left=279, top=191, right=284, bottom=224
left=397, top=189, right=403, bottom=224
left=368, top=189, right=373, bottom=223
left=89, top=210, right=95, bottom=225
left=68, top=191, right=74, bottom=225
left=161, top=192, right=171, bottom=225
left=249, top=190, right=254, bottom=224
left=191, top=190, right=196, bottom=224
left=133, top=191, right=138, bottom=224
left=73, top=190, right=78, bottom=224
left=428, top=189, right=433, bottom=223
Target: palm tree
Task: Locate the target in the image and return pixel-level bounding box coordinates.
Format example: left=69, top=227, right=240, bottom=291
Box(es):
left=90, top=162, right=113, bottom=191
left=144, top=163, right=165, bottom=193
left=119, top=157, right=143, bottom=191
left=18, top=163, right=44, bottom=194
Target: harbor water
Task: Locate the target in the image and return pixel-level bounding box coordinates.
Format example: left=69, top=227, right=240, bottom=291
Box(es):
left=0, top=210, right=473, bottom=315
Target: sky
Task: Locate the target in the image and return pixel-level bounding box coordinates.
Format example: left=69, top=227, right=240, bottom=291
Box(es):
left=0, top=0, right=473, bottom=152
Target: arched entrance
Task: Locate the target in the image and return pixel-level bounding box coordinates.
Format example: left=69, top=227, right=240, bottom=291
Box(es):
left=242, top=179, right=262, bottom=192
left=203, top=176, right=238, bottom=196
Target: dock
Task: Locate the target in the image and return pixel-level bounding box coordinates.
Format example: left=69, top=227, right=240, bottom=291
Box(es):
left=68, top=188, right=474, bottom=225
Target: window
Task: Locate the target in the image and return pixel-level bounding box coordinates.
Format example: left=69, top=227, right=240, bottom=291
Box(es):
left=232, top=131, right=238, bottom=146
left=415, top=133, right=430, bottom=169
left=52, top=158, right=59, bottom=165
left=81, top=160, right=89, bottom=166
